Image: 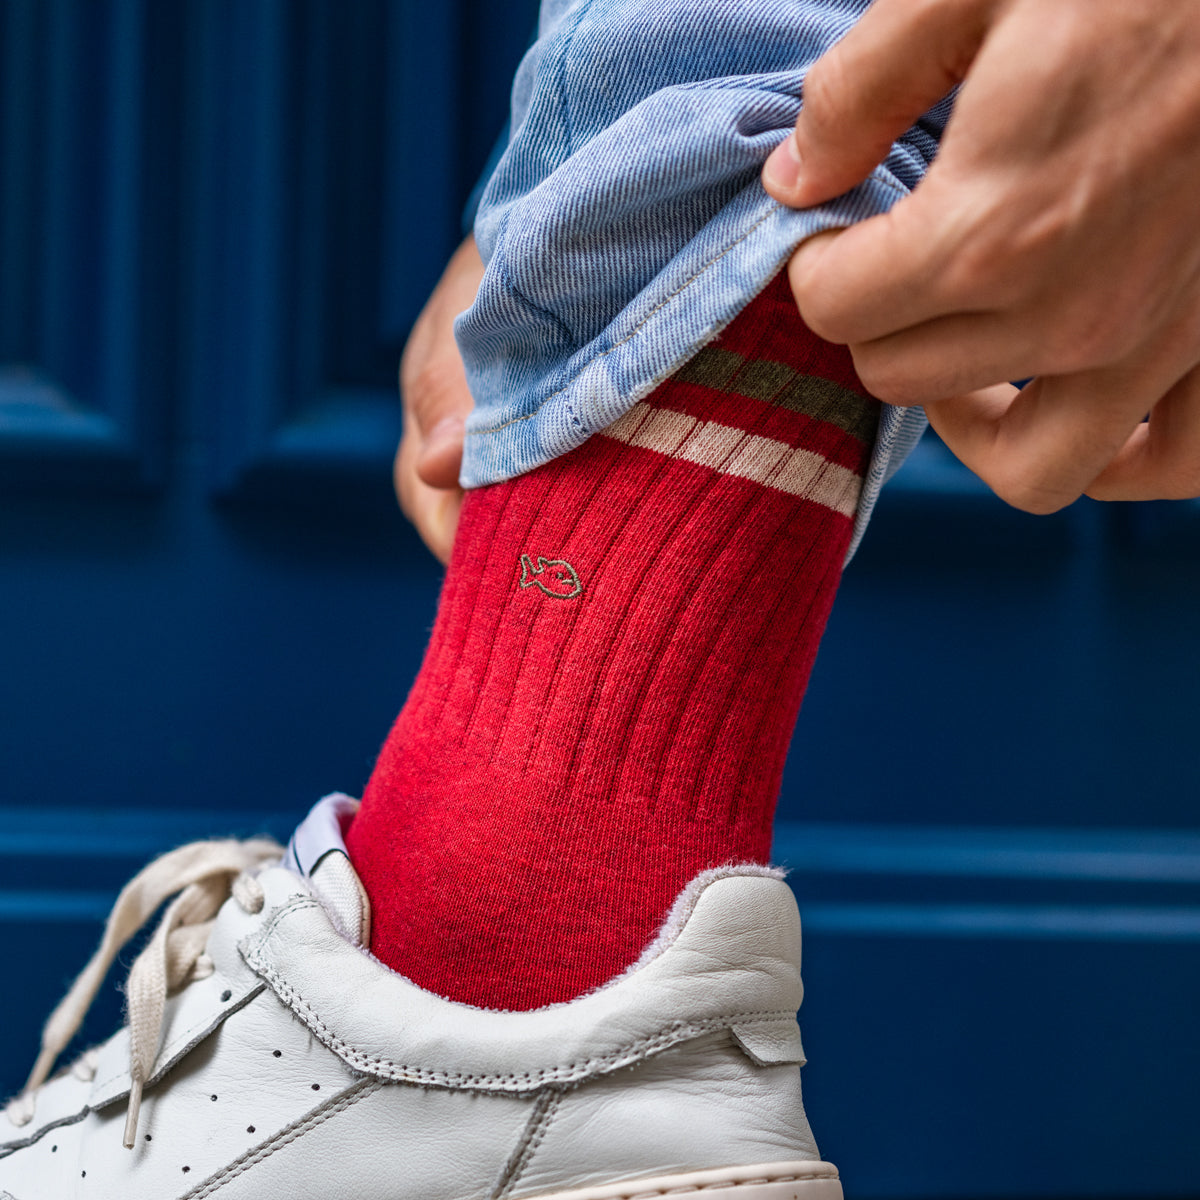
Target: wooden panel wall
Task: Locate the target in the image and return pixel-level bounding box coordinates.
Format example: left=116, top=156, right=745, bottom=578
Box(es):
left=1, top=4, right=1196, bottom=1196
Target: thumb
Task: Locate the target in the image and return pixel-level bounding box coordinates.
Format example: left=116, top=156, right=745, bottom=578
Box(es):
left=763, top=0, right=994, bottom=209
left=417, top=415, right=466, bottom=489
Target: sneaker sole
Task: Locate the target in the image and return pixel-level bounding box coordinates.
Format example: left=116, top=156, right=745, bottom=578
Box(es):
left=528, top=1160, right=843, bottom=1200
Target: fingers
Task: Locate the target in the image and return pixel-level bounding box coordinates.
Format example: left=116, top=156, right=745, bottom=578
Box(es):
left=785, top=189, right=974, bottom=347
left=402, top=354, right=472, bottom=485
left=762, top=0, right=997, bottom=208
left=846, top=308, right=1044, bottom=406
left=926, top=345, right=1188, bottom=513
left=395, top=235, right=485, bottom=561
left=417, top=416, right=467, bottom=489
left=397, top=367, right=471, bottom=561
left=927, top=380, right=1136, bottom=515
left=393, top=433, right=464, bottom=564
left=1087, top=365, right=1200, bottom=501
left=925, top=381, right=1135, bottom=515
left=393, top=374, right=468, bottom=561
left=394, top=359, right=471, bottom=564
left=765, top=0, right=1200, bottom=512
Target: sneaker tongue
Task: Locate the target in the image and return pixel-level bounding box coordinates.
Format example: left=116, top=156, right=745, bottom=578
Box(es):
left=285, top=793, right=371, bottom=947
left=309, top=850, right=372, bottom=947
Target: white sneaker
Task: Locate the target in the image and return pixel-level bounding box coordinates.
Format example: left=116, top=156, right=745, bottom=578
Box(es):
left=1, top=795, right=842, bottom=1200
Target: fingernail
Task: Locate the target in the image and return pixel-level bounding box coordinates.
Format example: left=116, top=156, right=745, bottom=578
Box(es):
left=763, top=134, right=803, bottom=194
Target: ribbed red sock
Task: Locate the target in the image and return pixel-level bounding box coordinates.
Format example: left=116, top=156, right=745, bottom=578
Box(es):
left=346, top=272, right=879, bottom=1010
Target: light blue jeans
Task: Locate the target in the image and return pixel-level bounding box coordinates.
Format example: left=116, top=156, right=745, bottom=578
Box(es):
left=457, top=0, right=949, bottom=559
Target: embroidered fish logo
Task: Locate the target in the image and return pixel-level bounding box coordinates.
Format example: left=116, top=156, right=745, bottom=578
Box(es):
left=518, top=554, right=583, bottom=600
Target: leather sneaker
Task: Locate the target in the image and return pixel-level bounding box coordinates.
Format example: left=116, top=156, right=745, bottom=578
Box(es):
left=0, top=794, right=842, bottom=1200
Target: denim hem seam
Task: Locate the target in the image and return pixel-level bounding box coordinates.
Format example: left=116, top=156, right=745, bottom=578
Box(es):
left=466, top=166, right=907, bottom=442
left=467, top=199, right=785, bottom=438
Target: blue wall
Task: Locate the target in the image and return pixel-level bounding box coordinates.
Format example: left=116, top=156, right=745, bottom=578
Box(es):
left=1, top=3, right=1198, bottom=1196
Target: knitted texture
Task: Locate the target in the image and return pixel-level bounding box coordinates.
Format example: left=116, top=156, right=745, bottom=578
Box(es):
left=347, top=272, right=879, bottom=1010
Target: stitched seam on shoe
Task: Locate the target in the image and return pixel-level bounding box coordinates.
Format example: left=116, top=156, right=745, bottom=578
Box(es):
left=247, top=895, right=313, bottom=941
left=89, top=982, right=267, bottom=1099
left=500, top=1165, right=840, bottom=1200
left=492, top=1089, right=563, bottom=1200
left=250, top=954, right=793, bottom=1088
left=243, top=902, right=797, bottom=1086
left=597, top=1172, right=838, bottom=1198
left=176, top=1077, right=381, bottom=1200
left=0, top=1107, right=91, bottom=1160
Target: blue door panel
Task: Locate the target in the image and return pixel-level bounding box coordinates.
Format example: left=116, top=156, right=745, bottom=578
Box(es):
left=1, top=4, right=1197, bottom=1196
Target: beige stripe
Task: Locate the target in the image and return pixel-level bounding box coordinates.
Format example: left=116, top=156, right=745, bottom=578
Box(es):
left=773, top=449, right=861, bottom=515
left=676, top=421, right=747, bottom=471
left=602, top=405, right=650, bottom=443
left=725, top=435, right=792, bottom=482
left=608, top=404, right=698, bottom=455
left=601, top=403, right=860, bottom=517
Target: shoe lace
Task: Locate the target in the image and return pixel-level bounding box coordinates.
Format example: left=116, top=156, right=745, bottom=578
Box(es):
left=4, top=837, right=281, bottom=1149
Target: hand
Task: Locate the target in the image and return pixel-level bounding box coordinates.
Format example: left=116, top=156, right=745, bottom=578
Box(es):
left=394, top=236, right=484, bottom=561
left=762, top=0, right=1200, bottom=512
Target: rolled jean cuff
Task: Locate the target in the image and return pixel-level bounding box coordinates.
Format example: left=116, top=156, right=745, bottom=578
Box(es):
left=459, top=161, right=927, bottom=563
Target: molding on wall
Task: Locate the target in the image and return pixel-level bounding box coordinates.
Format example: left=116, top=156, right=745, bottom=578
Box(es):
left=184, top=0, right=410, bottom=506
left=7, top=813, right=1199, bottom=938
left=212, top=389, right=400, bottom=503
left=0, top=0, right=163, bottom=491
left=772, top=822, right=1200, bottom=883
left=800, top=902, right=1200, bottom=941
left=0, top=369, right=145, bottom=483
left=0, top=891, right=118, bottom=922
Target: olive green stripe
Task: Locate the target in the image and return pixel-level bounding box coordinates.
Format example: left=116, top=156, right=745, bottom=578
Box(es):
left=672, top=345, right=880, bottom=443
left=672, top=346, right=743, bottom=390
left=773, top=375, right=881, bottom=444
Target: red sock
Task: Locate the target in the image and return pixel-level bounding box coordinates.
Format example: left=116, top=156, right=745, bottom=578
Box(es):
left=346, top=272, right=879, bottom=1010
